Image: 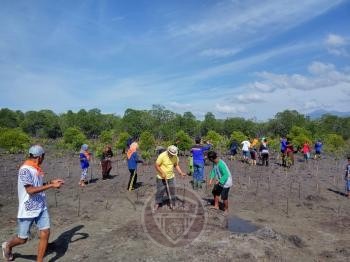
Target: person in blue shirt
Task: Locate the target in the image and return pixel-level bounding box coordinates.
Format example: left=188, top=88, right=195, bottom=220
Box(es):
left=314, top=140, right=323, bottom=160
left=229, top=140, right=238, bottom=161
left=344, top=156, right=350, bottom=198
left=190, top=137, right=212, bottom=190
left=79, top=144, right=91, bottom=187
left=280, top=137, right=287, bottom=166
left=127, top=142, right=143, bottom=191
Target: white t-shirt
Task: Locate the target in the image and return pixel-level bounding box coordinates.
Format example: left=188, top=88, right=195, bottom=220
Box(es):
left=241, top=141, right=251, bottom=151
left=17, top=165, right=47, bottom=218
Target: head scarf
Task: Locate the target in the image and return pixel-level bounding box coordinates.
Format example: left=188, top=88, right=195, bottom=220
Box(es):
left=127, top=142, right=138, bottom=159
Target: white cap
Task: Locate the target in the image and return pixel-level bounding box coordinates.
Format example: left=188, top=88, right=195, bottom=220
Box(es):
left=167, top=145, right=178, bottom=156
left=29, top=145, right=45, bottom=157
left=81, top=144, right=88, bottom=151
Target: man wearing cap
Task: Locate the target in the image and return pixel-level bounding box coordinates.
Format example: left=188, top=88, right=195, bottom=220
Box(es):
left=2, top=145, right=64, bottom=262
left=154, top=145, right=186, bottom=210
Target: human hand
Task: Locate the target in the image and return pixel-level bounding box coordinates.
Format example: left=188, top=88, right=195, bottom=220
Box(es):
left=51, top=179, right=64, bottom=189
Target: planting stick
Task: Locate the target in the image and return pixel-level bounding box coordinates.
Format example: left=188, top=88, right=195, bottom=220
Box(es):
left=77, top=194, right=81, bottom=217
left=55, top=191, right=58, bottom=207
left=182, top=184, right=185, bottom=209
left=165, top=179, right=173, bottom=209
left=298, top=183, right=301, bottom=200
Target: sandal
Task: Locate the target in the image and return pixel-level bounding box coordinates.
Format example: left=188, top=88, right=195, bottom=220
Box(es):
left=2, top=242, right=13, bottom=261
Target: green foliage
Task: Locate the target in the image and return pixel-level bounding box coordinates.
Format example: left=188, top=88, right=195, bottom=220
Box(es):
left=141, top=150, right=152, bottom=161
left=288, top=126, right=312, bottom=148
left=139, top=131, right=155, bottom=151
left=223, top=118, right=257, bottom=138
left=21, top=110, right=62, bottom=138
left=115, top=132, right=130, bottom=150
left=204, top=130, right=223, bottom=149
left=63, top=127, right=87, bottom=150
left=99, top=130, right=115, bottom=144
left=268, top=110, right=307, bottom=136
left=324, top=133, right=345, bottom=153
left=230, top=131, right=247, bottom=144
left=0, top=128, right=31, bottom=153
left=268, top=137, right=280, bottom=152
left=175, top=130, right=192, bottom=151
left=0, top=108, right=20, bottom=128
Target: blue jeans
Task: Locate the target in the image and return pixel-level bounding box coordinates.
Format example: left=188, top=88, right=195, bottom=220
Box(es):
left=17, top=209, right=50, bottom=239
left=193, top=163, right=204, bottom=182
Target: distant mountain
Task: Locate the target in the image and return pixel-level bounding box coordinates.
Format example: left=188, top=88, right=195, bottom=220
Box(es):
left=307, top=109, right=350, bottom=119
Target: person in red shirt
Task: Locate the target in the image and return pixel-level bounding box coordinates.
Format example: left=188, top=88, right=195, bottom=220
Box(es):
left=301, top=141, right=311, bottom=162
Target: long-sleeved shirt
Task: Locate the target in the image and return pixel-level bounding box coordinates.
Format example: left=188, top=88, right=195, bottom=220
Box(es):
left=190, top=143, right=211, bottom=165
left=127, top=151, right=143, bottom=170
left=210, top=159, right=233, bottom=188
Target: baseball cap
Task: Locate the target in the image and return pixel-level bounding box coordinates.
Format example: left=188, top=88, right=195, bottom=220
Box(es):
left=81, top=144, right=88, bottom=151
left=29, top=145, right=45, bottom=157
left=167, top=145, right=178, bottom=156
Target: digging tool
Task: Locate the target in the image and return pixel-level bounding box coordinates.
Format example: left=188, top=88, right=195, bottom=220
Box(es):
left=165, top=178, right=173, bottom=209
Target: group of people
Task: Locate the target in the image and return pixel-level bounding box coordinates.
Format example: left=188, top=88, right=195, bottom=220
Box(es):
left=230, top=137, right=270, bottom=166
left=280, top=138, right=323, bottom=167
left=2, top=139, right=234, bottom=261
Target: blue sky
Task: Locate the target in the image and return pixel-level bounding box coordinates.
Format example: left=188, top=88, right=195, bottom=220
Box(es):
left=0, top=0, right=349, bottom=120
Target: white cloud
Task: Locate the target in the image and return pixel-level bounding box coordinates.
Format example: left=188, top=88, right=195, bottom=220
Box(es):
left=215, top=104, right=247, bottom=114
left=236, top=93, right=265, bottom=103
left=168, top=101, right=192, bottom=110
left=250, top=62, right=350, bottom=92
left=325, top=33, right=349, bottom=56
left=326, top=34, right=346, bottom=46
left=199, top=48, right=241, bottom=58
left=169, top=0, right=344, bottom=40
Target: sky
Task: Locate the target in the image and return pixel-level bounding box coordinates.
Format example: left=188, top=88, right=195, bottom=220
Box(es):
left=0, top=0, right=349, bottom=120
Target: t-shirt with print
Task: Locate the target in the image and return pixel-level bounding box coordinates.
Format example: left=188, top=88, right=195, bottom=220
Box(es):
left=156, top=151, right=179, bottom=180
left=17, top=165, right=47, bottom=218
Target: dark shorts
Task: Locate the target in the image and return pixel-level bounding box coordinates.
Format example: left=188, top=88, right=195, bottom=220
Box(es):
left=212, top=184, right=230, bottom=200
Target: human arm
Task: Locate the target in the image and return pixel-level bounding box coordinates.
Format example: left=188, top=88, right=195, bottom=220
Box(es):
left=25, top=179, right=64, bottom=195
left=209, top=168, right=218, bottom=185
left=174, top=164, right=186, bottom=177
left=155, top=162, right=166, bottom=179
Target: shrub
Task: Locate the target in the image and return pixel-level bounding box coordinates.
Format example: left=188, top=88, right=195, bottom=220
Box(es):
left=115, top=132, right=130, bottom=151
left=0, top=128, right=31, bottom=153
left=139, top=131, right=155, bottom=151
left=230, top=131, right=247, bottom=146
left=99, top=130, right=115, bottom=144
left=175, top=130, right=192, bottom=151
left=324, top=133, right=345, bottom=153
left=63, top=127, right=87, bottom=151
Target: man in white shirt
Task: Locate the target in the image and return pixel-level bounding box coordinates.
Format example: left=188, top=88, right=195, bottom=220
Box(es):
left=2, top=145, right=64, bottom=262
left=241, top=140, right=251, bottom=162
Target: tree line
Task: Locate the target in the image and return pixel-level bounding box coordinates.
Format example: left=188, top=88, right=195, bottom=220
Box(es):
left=0, top=105, right=349, bottom=155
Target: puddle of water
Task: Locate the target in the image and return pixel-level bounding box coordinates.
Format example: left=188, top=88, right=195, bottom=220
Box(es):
left=227, top=216, right=259, bottom=233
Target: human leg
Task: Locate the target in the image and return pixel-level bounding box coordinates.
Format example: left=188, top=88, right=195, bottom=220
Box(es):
left=197, top=164, right=204, bottom=188
left=127, top=169, right=136, bottom=190
left=35, top=209, right=50, bottom=262
left=80, top=168, right=88, bottom=186
left=167, top=178, right=176, bottom=206
left=221, top=187, right=230, bottom=213
left=155, top=179, right=166, bottom=206
left=193, top=164, right=199, bottom=189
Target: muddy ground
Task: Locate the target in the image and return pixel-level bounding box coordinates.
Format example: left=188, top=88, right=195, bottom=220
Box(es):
left=0, top=150, right=349, bottom=262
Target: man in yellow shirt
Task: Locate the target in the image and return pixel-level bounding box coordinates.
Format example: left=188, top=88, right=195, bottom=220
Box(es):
left=154, top=145, right=186, bottom=211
